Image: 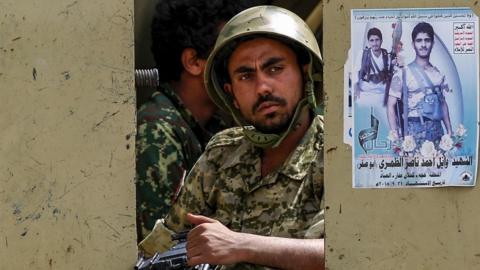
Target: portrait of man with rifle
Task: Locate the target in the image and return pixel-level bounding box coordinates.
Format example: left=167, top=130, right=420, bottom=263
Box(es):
left=387, top=22, right=452, bottom=147
left=354, top=22, right=402, bottom=148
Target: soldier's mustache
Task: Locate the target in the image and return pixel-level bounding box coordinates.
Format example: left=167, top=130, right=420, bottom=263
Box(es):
left=252, top=94, right=287, bottom=113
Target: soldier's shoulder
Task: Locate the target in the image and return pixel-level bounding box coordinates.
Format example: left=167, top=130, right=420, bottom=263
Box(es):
left=205, top=127, right=245, bottom=151
left=137, top=92, right=182, bottom=124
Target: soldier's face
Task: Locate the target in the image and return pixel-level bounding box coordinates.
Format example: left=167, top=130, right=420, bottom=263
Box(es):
left=224, top=38, right=305, bottom=133
left=368, top=35, right=382, bottom=52
left=413, top=32, right=433, bottom=58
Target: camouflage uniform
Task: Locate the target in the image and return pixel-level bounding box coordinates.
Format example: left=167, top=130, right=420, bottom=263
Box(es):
left=136, top=83, right=227, bottom=239
left=139, top=115, right=324, bottom=270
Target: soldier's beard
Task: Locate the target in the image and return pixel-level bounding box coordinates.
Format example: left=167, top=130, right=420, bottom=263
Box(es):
left=251, top=93, right=292, bottom=134
left=253, top=110, right=292, bottom=134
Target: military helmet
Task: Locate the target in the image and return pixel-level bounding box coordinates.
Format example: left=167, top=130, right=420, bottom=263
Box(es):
left=204, top=5, right=323, bottom=148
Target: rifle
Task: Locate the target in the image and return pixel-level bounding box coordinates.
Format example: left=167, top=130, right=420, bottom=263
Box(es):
left=384, top=18, right=403, bottom=106
left=135, top=231, right=215, bottom=270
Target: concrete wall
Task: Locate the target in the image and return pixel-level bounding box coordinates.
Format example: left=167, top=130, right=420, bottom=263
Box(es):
left=0, top=0, right=137, bottom=269
left=324, top=1, right=480, bottom=269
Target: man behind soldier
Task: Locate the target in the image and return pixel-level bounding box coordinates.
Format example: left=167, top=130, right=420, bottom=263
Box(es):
left=135, top=0, right=254, bottom=240
left=139, top=6, right=325, bottom=270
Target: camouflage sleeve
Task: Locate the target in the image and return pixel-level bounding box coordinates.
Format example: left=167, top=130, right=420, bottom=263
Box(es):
left=136, top=120, right=188, bottom=239
left=306, top=128, right=324, bottom=239
left=138, top=150, right=215, bottom=256
left=138, top=129, right=242, bottom=256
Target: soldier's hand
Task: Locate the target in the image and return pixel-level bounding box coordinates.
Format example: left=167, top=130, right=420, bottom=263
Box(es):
left=186, top=213, right=245, bottom=266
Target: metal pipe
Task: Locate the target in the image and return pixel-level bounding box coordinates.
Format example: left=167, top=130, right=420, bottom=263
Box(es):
left=306, top=0, right=323, bottom=32
left=135, top=68, right=159, bottom=88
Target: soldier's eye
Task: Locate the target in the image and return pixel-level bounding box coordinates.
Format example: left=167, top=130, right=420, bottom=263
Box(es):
left=268, top=66, right=283, bottom=73
left=239, top=73, right=251, bottom=81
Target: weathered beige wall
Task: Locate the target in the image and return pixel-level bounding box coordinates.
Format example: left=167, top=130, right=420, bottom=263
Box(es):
left=324, top=1, right=480, bottom=269
left=0, top=1, right=137, bottom=269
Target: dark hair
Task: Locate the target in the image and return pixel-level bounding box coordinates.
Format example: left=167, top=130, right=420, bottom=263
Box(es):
left=411, top=22, right=435, bottom=42
left=151, top=0, right=255, bottom=82
left=367, top=27, right=382, bottom=40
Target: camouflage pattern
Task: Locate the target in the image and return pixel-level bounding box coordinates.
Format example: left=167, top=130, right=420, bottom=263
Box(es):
left=136, top=83, right=228, bottom=240
left=139, top=115, right=325, bottom=270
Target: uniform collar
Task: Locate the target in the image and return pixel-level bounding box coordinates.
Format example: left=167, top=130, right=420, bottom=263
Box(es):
left=154, top=83, right=199, bottom=130
left=278, top=115, right=323, bottom=180
left=219, top=115, right=323, bottom=191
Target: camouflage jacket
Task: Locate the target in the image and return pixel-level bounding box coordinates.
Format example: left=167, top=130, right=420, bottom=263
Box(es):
left=139, top=115, right=325, bottom=270
left=136, top=83, right=227, bottom=240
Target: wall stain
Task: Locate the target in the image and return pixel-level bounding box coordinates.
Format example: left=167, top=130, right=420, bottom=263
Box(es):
left=12, top=204, right=22, bottom=215
left=109, top=151, right=114, bottom=168
left=73, top=238, right=85, bottom=247
left=66, top=0, right=78, bottom=8
left=455, top=200, right=462, bottom=233
left=92, top=110, right=120, bottom=130
left=62, top=71, right=71, bottom=80
left=326, top=146, right=338, bottom=153
left=58, top=0, right=79, bottom=16
left=96, top=217, right=121, bottom=237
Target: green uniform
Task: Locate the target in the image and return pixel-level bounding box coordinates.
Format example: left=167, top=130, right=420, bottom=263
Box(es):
left=136, top=83, right=227, bottom=239
left=139, top=115, right=325, bottom=270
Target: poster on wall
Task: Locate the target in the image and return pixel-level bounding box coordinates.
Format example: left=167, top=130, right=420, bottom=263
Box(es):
left=344, top=49, right=353, bottom=145
left=351, top=8, right=479, bottom=188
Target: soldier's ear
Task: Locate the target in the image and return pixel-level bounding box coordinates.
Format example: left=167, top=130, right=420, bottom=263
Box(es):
left=181, top=48, right=205, bottom=76
left=302, top=64, right=308, bottom=74
left=224, top=83, right=239, bottom=108
left=301, top=64, right=309, bottom=80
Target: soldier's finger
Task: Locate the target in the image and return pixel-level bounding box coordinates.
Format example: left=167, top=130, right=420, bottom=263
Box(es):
left=187, top=213, right=217, bottom=225
left=186, top=244, right=204, bottom=259
left=187, top=254, right=207, bottom=267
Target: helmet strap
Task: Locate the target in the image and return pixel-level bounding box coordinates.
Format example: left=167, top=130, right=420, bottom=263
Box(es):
left=305, top=52, right=317, bottom=110
left=243, top=97, right=309, bottom=149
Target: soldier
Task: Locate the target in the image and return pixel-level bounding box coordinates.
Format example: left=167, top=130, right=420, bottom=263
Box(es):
left=387, top=22, right=452, bottom=147
left=356, top=27, right=390, bottom=98
left=136, top=0, right=254, bottom=241
left=139, top=6, right=325, bottom=270
left=355, top=27, right=391, bottom=135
